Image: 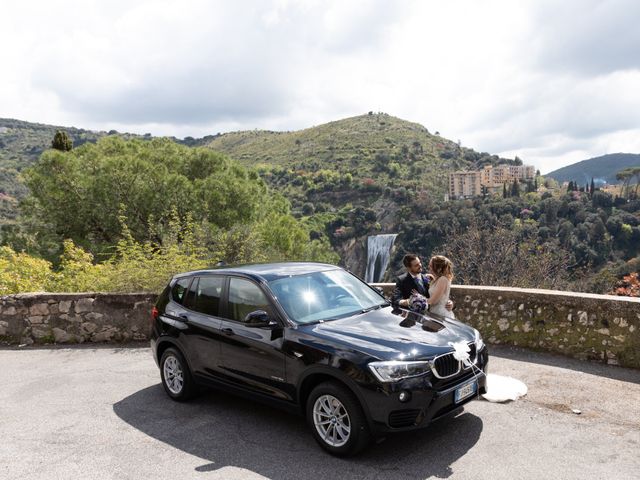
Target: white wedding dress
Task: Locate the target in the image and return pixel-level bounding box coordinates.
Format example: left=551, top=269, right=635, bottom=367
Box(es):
left=428, top=277, right=455, bottom=319
left=482, top=374, right=528, bottom=402
left=428, top=278, right=527, bottom=403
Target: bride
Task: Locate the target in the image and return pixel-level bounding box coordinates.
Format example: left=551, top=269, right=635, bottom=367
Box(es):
left=426, top=255, right=527, bottom=402
left=426, top=255, right=455, bottom=319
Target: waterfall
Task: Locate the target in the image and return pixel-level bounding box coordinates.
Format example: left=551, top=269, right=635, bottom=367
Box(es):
left=364, top=234, right=398, bottom=283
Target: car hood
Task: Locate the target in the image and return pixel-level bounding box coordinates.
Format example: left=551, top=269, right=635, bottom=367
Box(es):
left=302, top=306, right=477, bottom=361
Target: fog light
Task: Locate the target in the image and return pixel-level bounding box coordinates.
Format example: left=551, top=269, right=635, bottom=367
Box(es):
left=398, top=391, right=411, bottom=403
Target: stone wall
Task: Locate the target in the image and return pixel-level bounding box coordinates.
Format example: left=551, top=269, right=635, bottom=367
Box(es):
left=0, top=293, right=156, bottom=345
left=2, top=287, right=640, bottom=368
left=373, top=284, right=640, bottom=368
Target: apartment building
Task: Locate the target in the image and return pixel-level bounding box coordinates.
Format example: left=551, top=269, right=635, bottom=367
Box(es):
left=449, top=164, right=536, bottom=199
left=449, top=170, right=483, bottom=198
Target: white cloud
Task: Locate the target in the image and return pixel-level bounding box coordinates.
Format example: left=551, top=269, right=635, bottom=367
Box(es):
left=1, top=0, right=638, bottom=173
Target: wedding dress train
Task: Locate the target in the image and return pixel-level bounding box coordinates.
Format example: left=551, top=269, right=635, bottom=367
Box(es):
left=482, top=373, right=528, bottom=402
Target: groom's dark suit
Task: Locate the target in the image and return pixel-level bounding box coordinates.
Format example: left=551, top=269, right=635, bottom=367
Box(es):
left=391, top=272, right=430, bottom=310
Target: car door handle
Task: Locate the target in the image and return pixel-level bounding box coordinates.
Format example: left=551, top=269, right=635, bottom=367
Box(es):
left=221, top=328, right=234, bottom=336
left=178, top=314, right=189, bottom=321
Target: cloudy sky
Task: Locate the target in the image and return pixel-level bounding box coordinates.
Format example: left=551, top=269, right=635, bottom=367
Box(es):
left=1, top=0, right=639, bottom=173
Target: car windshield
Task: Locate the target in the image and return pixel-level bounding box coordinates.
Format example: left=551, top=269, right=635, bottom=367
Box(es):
left=267, top=269, right=388, bottom=324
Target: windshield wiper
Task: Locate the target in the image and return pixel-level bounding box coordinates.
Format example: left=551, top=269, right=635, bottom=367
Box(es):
left=361, top=302, right=388, bottom=313
left=305, top=302, right=391, bottom=323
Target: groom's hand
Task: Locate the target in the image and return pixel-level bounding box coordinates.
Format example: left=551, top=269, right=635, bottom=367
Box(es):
left=400, top=289, right=419, bottom=308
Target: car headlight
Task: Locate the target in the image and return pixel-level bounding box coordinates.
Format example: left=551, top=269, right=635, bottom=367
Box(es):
left=474, top=329, right=485, bottom=351
left=368, top=361, right=432, bottom=383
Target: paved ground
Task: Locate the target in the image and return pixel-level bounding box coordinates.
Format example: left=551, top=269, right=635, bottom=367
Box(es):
left=1, top=344, right=639, bottom=480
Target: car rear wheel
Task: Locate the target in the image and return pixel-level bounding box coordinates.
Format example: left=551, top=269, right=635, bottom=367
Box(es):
left=160, top=347, right=195, bottom=401
left=306, top=381, right=371, bottom=456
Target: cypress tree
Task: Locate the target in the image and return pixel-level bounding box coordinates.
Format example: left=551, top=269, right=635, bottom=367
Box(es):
left=511, top=179, right=520, bottom=197
left=52, top=130, right=73, bottom=151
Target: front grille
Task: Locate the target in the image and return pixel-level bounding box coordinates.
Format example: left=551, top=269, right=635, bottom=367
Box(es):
left=432, top=342, right=478, bottom=378
left=433, top=352, right=460, bottom=378
left=388, top=409, right=421, bottom=428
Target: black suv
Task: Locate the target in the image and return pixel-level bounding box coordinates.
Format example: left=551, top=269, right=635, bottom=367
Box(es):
left=151, top=262, right=488, bottom=455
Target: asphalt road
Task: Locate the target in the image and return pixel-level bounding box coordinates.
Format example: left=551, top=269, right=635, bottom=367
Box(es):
left=1, top=345, right=639, bottom=480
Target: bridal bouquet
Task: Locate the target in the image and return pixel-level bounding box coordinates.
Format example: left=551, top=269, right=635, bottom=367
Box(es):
left=408, top=292, right=427, bottom=314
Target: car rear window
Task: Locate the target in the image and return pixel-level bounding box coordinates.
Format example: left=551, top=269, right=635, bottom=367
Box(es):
left=155, top=285, right=171, bottom=311
left=171, top=277, right=192, bottom=304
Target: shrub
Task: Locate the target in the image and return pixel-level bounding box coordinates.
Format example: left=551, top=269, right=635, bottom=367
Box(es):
left=0, top=246, right=52, bottom=294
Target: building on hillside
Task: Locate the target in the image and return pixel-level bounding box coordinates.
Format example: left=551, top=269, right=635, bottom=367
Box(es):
left=449, top=164, right=536, bottom=199
left=449, top=170, right=482, bottom=198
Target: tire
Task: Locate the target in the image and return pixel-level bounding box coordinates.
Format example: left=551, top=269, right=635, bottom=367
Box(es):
left=306, top=381, right=371, bottom=456
left=160, top=347, right=196, bottom=401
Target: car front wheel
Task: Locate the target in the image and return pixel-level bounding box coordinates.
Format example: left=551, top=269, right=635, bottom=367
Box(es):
left=160, top=347, right=195, bottom=401
left=306, top=381, right=371, bottom=456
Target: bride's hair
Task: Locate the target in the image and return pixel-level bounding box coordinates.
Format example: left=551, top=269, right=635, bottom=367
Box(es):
left=429, top=255, right=454, bottom=280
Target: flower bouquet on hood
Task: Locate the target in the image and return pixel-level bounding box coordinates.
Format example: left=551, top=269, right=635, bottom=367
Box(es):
left=408, top=292, right=427, bottom=314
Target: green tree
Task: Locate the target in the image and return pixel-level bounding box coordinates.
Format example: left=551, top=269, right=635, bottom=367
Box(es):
left=592, top=191, right=612, bottom=209
left=620, top=167, right=640, bottom=198
left=525, top=180, right=536, bottom=193
left=615, top=167, right=640, bottom=198
left=22, top=137, right=268, bottom=255
left=51, top=130, right=73, bottom=151
left=19, top=136, right=339, bottom=276
left=511, top=180, right=520, bottom=197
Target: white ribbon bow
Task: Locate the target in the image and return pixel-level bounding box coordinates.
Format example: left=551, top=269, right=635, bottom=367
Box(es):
left=450, top=340, right=471, bottom=367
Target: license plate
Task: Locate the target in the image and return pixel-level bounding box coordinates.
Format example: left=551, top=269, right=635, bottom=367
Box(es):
left=454, top=380, right=477, bottom=403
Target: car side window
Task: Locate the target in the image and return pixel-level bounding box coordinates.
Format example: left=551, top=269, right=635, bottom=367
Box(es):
left=190, top=276, right=224, bottom=316
left=226, top=278, right=272, bottom=323
left=171, top=277, right=192, bottom=304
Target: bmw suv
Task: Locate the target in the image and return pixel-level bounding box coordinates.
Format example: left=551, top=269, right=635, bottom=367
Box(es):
left=150, top=262, right=488, bottom=456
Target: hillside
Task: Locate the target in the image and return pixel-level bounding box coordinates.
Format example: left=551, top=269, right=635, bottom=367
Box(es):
left=0, top=113, right=524, bottom=232
left=0, top=113, right=500, bottom=216
left=545, top=153, right=640, bottom=185
left=205, top=112, right=501, bottom=211
left=206, top=112, right=456, bottom=168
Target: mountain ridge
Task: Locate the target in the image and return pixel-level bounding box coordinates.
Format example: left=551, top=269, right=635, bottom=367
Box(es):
left=545, top=153, right=640, bottom=185
left=0, top=113, right=484, bottom=217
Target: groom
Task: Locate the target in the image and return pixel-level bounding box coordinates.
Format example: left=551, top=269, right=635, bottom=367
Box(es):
left=391, top=253, right=454, bottom=312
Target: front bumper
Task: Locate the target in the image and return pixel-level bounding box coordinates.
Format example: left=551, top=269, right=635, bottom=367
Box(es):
left=361, top=348, right=488, bottom=434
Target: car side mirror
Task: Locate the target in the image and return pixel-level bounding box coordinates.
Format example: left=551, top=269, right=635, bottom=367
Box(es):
left=244, top=310, right=278, bottom=328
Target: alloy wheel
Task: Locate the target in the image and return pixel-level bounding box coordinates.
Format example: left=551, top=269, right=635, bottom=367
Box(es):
left=313, top=394, right=351, bottom=447
left=163, top=355, right=184, bottom=395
